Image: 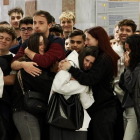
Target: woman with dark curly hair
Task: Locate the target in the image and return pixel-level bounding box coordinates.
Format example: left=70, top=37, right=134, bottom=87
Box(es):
left=122, top=34, right=140, bottom=139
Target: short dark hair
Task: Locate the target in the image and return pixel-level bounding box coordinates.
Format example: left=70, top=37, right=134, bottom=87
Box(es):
left=0, top=21, right=10, bottom=25
left=118, top=19, right=137, bottom=33
left=52, top=16, right=55, bottom=23
left=69, top=29, right=86, bottom=41
left=78, top=46, right=99, bottom=71
left=8, top=7, right=24, bottom=16
left=50, top=24, right=63, bottom=35
left=19, top=17, right=33, bottom=28
left=33, top=10, right=52, bottom=24
left=0, top=26, right=16, bottom=40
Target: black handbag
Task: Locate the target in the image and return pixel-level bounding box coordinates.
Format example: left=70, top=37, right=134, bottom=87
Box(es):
left=46, top=92, right=84, bottom=130
left=17, top=70, right=48, bottom=114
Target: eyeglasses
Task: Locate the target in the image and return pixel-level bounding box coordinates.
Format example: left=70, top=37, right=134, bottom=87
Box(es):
left=20, top=27, right=33, bottom=32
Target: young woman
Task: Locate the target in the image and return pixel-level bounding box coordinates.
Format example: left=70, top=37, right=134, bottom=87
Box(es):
left=12, top=33, right=54, bottom=140
left=49, top=46, right=99, bottom=140
left=122, top=34, right=140, bottom=139
left=59, top=26, right=122, bottom=140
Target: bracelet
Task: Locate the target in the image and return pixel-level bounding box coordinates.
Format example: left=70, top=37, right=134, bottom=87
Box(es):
left=66, top=66, right=71, bottom=71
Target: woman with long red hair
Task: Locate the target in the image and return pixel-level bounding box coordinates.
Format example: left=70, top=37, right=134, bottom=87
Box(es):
left=59, top=26, right=123, bottom=140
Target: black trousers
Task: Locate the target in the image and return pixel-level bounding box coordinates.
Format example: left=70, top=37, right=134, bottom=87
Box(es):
left=87, top=105, right=123, bottom=140
left=49, top=125, right=87, bottom=140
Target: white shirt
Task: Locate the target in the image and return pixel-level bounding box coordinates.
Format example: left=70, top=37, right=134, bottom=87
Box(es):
left=113, top=44, right=125, bottom=102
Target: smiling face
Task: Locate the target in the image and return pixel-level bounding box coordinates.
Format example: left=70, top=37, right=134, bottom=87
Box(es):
left=39, top=36, right=45, bottom=55
left=85, top=33, right=98, bottom=47
left=60, top=19, right=75, bottom=33
left=10, top=12, right=23, bottom=29
left=83, top=55, right=96, bottom=71
left=20, top=23, right=33, bottom=42
left=119, top=25, right=133, bottom=45
left=0, top=32, right=13, bottom=54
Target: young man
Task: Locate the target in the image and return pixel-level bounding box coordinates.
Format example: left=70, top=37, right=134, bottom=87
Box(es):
left=0, top=26, right=17, bottom=140
left=50, top=24, right=64, bottom=38
left=10, top=17, right=33, bottom=54
left=65, top=29, right=85, bottom=56
left=11, top=10, right=65, bottom=77
left=113, top=19, right=137, bottom=102
left=59, top=11, right=75, bottom=38
left=8, top=7, right=24, bottom=41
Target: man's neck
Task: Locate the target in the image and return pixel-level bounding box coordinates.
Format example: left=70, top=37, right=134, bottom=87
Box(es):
left=45, top=31, right=49, bottom=38
left=15, top=29, right=20, bottom=39
left=0, top=50, right=9, bottom=56
left=63, top=32, right=71, bottom=38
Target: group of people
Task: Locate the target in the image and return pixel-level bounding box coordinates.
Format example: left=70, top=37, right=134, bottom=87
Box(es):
left=0, top=6, right=140, bottom=140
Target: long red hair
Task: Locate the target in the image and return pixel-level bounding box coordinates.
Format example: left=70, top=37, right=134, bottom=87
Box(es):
left=88, top=26, right=120, bottom=77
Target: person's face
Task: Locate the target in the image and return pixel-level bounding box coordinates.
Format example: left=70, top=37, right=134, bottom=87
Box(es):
left=110, top=39, right=116, bottom=47
left=114, top=26, right=119, bottom=40
left=39, top=36, right=45, bottom=55
left=0, top=32, right=13, bottom=52
left=60, top=19, right=75, bottom=33
left=33, top=15, right=52, bottom=37
left=20, top=24, right=33, bottom=42
left=70, top=35, right=85, bottom=54
left=83, top=55, right=96, bottom=71
left=10, top=12, right=22, bottom=29
left=85, top=33, right=98, bottom=47
left=65, top=38, right=71, bottom=50
left=125, top=43, right=131, bottom=53
left=119, top=25, right=133, bottom=44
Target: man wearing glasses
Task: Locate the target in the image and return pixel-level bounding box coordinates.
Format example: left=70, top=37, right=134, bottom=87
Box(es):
left=10, top=17, right=33, bottom=54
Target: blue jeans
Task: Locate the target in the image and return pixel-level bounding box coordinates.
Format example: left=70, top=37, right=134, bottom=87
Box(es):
left=13, top=111, right=40, bottom=140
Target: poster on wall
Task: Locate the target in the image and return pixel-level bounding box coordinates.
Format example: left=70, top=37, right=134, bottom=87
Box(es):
left=96, top=1, right=139, bottom=35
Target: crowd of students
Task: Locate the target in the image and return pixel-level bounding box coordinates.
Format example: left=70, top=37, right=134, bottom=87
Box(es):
left=0, top=6, right=140, bottom=140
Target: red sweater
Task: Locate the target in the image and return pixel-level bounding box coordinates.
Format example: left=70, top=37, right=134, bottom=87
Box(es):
left=11, top=33, right=66, bottom=68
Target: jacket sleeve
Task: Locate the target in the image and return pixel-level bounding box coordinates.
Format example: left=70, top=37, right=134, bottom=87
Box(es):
left=52, top=70, right=89, bottom=95
left=33, top=42, right=65, bottom=68
left=52, top=70, right=94, bottom=109
left=68, top=55, right=106, bottom=86
left=0, top=68, right=4, bottom=98
left=124, top=67, right=137, bottom=93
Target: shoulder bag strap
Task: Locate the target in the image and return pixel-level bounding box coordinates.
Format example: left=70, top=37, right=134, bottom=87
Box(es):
left=17, top=70, right=25, bottom=95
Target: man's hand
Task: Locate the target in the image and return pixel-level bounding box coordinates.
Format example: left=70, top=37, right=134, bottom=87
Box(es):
left=22, top=62, right=42, bottom=77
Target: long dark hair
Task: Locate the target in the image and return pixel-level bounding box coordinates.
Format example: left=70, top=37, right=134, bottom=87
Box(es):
left=78, top=46, right=99, bottom=71
left=19, top=33, right=49, bottom=61
left=125, top=34, right=140, bottom=72
left=87, top=26, right=120, bottom=77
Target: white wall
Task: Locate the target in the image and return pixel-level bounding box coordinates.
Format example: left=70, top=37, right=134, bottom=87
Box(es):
left=37, top=0, right=62, bottom=24
left=75, top=0, right=96, bottom=31
left=0, top=0, right=25, bottom=23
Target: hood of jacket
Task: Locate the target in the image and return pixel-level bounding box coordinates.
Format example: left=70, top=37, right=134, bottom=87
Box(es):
left=67, top=50, right=79, bottom=68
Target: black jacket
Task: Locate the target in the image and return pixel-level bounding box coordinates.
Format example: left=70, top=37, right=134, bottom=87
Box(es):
left=68, top=53, right=116, bottom=116
left=11, top=67, right=55, bottom=111
left=124, top=64, right=140, bottom=131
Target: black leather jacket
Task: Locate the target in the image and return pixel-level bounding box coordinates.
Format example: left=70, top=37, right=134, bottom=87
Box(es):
left=124, top=64, right=140, bottom=131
